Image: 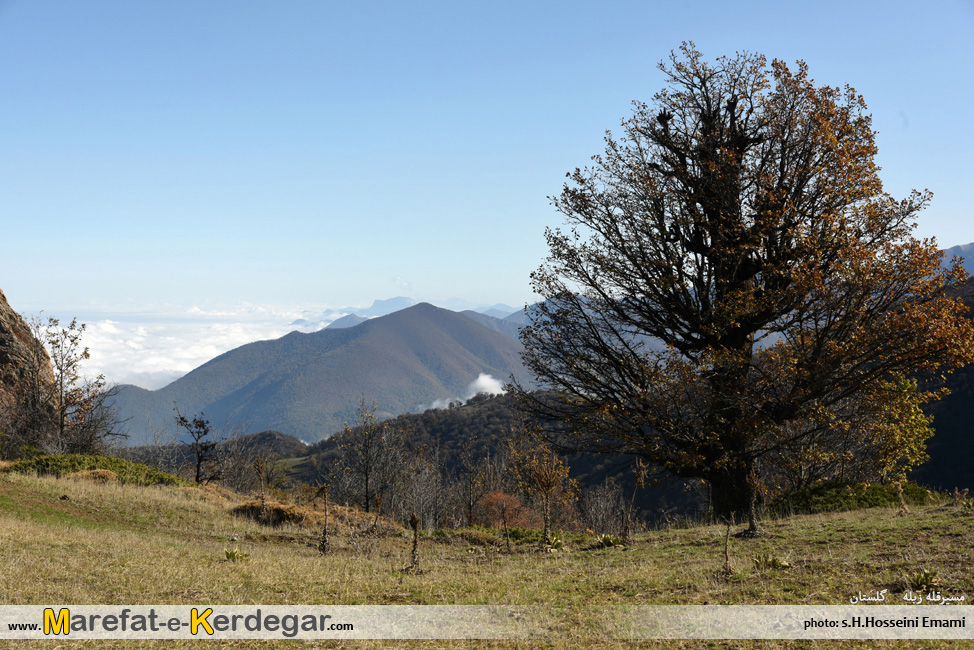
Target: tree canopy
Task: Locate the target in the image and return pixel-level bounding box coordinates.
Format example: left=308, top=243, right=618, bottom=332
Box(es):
left=514, top=44, right=974, bottom=533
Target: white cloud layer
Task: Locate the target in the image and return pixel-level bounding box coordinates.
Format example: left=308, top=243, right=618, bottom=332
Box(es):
left=465, top=373, right=506, bottom=399
left=77, top=304, right=349, bottom=389
left=425, top=374, right=507, bottom=411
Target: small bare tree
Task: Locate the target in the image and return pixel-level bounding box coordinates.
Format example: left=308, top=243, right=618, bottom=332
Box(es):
left=253, top=454, right=270, bottom=521
left=408, top=512, right=421, bottom=570
left=318, top=483, right=330, bottom=556
left=394, top=453, right=443, bottom=530
left=129, top=409, right=184, bottom=474
left=580, top=478, right=627, bottom=536
left=174, top=409, right=222, bottom=485
left=457, top=443, right=490, bottom=527
left=334, top=399, right=404, bottom=515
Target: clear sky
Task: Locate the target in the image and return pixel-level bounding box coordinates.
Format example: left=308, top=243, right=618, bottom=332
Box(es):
left=2, top=0, right=972, bottom=387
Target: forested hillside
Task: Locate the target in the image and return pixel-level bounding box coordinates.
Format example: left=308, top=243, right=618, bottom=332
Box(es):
left=910, top=279, right=974, bottom=491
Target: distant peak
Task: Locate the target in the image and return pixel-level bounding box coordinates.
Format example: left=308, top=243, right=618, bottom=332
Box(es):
left=359, top=297, right=417, bottom=318
left=326, top=314, right=369, bottom=329
left=944, top=242, right=974, bottom=255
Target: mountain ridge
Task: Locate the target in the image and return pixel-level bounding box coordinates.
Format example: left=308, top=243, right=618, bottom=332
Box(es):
left=111, top=303, right=529, bottom=445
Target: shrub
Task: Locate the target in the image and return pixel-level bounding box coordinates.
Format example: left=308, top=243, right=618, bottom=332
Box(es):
left=753, top=553, right=790, bottom=570
left=233, top=500, right=314, bottom=527
left=504, top=527, right=543, bottom=545
left=908, top=568, right=939, bottom=592
left=595, top=534, right=623, bottom=549
left=458, top=529, right=501, bottom=547
left=232, top=499, right=404, bottom=538
left=477, top=492, right=537, bottom=529
left=224, top=547, right=250, bottom=562
left=767, top=481, right=933, bottom=516
left=11, top=454, right=189, bottom=487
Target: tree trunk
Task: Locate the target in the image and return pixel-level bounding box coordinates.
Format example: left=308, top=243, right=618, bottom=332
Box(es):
left=501, top=503, right=512, bottom=553
left=706, top=351, right=761, bottom=536
left=364, top=474, right=371, bottom=513
left=708, top=461, right=761, bottom=537
left=409, top=512, right=420, bottom=570
left=318, top=485, right=330, bottom=556
left=621, top=506, right=633, bottom=545
left=541, top=494, right=551, bottom=546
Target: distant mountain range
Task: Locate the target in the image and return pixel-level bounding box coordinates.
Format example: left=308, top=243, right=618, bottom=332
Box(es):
left=290, top=297, right=519, bottom=329
left=112, top=303, right=531, bottom=445
left=943, top=243, right=974, bottom=277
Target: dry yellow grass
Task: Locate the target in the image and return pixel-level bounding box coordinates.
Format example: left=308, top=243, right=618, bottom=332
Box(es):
left=66, top=469, right=119, bottom=483
left=2, top=471, right=974, bottom=648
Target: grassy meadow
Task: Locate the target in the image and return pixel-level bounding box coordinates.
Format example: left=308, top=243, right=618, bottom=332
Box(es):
left=2, top=464, right=974, bottom=649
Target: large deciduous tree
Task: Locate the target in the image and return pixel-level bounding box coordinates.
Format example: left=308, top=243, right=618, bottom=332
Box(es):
left=514, top=44, right=974, bottom=534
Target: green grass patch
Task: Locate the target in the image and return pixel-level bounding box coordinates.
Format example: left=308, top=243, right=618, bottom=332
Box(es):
left=0, top=492, right=109, bottom=530
left=10, top=454, right=190, bottom=487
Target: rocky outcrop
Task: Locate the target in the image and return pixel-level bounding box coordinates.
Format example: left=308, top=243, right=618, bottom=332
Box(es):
left=0, top=288, right=54, bottom=411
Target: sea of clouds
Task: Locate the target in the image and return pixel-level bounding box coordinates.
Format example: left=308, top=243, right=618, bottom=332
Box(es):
left=77, top=303, right=352, bottom=389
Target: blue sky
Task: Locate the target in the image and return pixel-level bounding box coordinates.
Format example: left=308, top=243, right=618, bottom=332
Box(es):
left=2, top=0, right=972, bottom=387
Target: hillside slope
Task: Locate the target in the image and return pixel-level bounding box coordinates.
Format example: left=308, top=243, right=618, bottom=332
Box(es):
left=112, top=304, right=529, bottom=444
left=1, top=468, right=973, bottom=648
